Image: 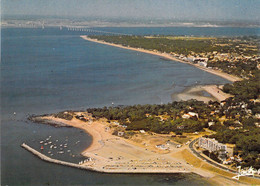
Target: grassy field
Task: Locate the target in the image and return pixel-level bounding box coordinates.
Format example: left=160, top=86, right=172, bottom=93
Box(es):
left=179, top=149, right=260, bottom=185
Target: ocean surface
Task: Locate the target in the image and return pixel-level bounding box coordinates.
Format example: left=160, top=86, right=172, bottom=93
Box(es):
left=1, top=26, right=257, bottom=185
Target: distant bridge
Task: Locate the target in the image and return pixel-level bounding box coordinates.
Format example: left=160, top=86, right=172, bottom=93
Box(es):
left=64, top=26, right=131, bottom=36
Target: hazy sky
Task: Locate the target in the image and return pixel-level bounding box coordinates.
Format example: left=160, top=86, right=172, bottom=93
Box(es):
left=2, top=0, right=260, bottom=21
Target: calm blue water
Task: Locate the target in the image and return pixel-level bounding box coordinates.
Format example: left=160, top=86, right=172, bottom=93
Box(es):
left=1, top=27, right=252, bottom=185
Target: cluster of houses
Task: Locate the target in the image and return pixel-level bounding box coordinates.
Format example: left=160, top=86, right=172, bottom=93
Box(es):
left=169, top=45, right=259, bottom=71
left=75, top=113, right=93, bottom=122
left=198, top=137, right=234, bottom=161
left=223, top=155, right=243, bottom=165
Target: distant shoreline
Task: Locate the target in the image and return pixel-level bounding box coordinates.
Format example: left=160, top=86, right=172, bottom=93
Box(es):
left=80, top=36, right=242, bottom=83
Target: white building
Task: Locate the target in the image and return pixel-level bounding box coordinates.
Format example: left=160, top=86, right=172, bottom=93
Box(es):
left=198, top=137, right=233, bottom=157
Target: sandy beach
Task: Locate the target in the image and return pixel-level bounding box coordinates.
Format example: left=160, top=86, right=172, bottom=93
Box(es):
left=30, top=113, right=260, bottom=185
left=80, top=36, right=242, bottom=83
left=38, top=115, right=195, bottom=174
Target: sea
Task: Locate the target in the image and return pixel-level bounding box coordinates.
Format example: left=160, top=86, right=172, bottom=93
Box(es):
left=1, top=26, right=259, bottom=185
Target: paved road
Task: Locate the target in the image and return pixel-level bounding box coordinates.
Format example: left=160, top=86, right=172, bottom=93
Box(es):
left=189, top=138, right=260, bottom=180
left=189, top=138, right=237, bottom=173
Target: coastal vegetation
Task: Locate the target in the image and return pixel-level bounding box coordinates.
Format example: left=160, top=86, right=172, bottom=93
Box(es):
left=84, top=35, right=260, bottom=169
left=89, top=35, right=259, bottom=56
left=89, top=35, right=259, bottom=79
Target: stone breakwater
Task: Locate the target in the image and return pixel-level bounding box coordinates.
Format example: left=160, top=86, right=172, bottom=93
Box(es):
left=21, top=143, right=99, bottom=172
left=28, top=116, right=72, bottom=128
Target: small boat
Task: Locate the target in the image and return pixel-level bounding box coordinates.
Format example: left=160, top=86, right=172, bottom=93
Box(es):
left=40, top=146, right=44, bottom=150
left=40, top=141, right=44, bottom=144
left=44, top=143, right=48, bottom=145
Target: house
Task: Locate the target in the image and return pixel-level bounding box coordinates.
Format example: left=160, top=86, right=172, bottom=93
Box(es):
left=156, top=144, right=169, bottom=150
left=105, top=127, right=110, bottom=132
left=188, top=112, right=198, bottom=118
left=255, top=113, right=260, bottom=119
left=199, top=61, right=207, bottom=67
left=139, top=130, right=146, bottom=134
left=113, top=121, right=120, bottom=125
left=182, top=114, right=191, bottom=119
left=177, top=125, right=184, bottom=129
left=208, top=122, right=215, bottom=127
left=117, top=131, right=124, bottom=136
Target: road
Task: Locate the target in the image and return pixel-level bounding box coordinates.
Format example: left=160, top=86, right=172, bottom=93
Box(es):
left=189, top=138, right=260, bottom=180
left=189, top=138, right=237, bottom=173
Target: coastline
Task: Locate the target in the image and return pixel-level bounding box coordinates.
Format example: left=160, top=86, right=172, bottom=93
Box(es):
left=80, top=36, right=242, bottom=83
left=171, top=84, right=233, bottom=102
left=26, top=114, right=260, bottom=185
left=28, top=115, right=196, bottom=175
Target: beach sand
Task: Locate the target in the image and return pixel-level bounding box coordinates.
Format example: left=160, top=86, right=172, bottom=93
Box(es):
left=33, top=114, right=260, bottom=185
left=171, top=85, right=233, bottom=103
left=39, top=115, right=194, bottom=174
left=80, top=36, right=242, bottom=83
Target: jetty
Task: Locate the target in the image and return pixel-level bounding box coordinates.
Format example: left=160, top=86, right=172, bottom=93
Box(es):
left=21, top=143, right=100, bottom=172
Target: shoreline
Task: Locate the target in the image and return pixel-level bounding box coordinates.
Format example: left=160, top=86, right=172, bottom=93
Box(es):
left=25, top=114, right=260, bottom=185
left=80, top=36, right=242, bottom=83
left=172, top=84, right=233, bottom=102
left=28, top=115, right=206, bottom=176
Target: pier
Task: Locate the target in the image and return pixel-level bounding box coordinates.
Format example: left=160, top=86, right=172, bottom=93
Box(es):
left=21, top=143, right=101, bottom=172
left=66, top=26, right=131, bottom=36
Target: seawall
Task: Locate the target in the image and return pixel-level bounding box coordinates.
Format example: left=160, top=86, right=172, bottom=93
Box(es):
left=21, top=143, right=101, bottom=172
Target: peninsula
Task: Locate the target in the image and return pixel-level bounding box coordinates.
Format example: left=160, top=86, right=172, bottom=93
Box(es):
left=24, top=35, right=259, bottom=185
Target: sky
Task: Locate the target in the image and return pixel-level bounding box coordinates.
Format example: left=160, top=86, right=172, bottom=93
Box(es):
left=2, top=0, right=260, bottom=22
